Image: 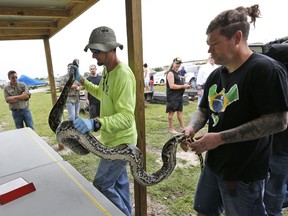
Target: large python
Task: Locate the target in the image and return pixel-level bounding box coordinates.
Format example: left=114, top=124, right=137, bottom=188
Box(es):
left=48, top=67, right=202, bottom=186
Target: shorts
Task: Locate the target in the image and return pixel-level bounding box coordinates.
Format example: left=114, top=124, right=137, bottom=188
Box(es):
left=144, top=78, right=149, bottom=87
left=194, top=165, right=267, bottom=216
left=166, top=100, right=183, bottom=113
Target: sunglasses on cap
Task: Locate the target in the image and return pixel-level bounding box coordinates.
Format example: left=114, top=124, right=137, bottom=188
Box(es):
left=173, top=57, right=182, bottom=64
left=90, top=49, right=102, bottom=54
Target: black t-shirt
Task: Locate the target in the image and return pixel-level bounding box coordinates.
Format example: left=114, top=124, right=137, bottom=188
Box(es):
left=200, top=53, right=288, bottom=181
left=86, top=75, right=101, bottom=105
left=272, top=128, right=288, bottom=156
left=166, top=70, right=185, bottom=102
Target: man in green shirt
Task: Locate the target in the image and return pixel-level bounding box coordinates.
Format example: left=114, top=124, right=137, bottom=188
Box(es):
left=72, top=26, right=137, bottom=216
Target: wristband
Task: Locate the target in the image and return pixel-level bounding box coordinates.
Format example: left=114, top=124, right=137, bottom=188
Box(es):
left=93, top=119, right=101, bottom=132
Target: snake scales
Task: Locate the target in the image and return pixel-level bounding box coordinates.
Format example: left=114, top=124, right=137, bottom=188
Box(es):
left=48, top=68, right=203, bottom=186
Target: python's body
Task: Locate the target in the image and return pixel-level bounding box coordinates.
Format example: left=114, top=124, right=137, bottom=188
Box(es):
left=48, top=70, right=200, bottom=186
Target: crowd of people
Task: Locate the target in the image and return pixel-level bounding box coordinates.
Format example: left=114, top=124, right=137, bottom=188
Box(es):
left=4, top=60, right=103, bottom=131
left=3, top=4, right=288, bottom=216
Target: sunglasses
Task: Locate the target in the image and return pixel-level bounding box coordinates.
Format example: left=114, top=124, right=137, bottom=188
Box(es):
left=10, top=76, right=18, bottom=79
left=90, top=49, right=101, bottom=54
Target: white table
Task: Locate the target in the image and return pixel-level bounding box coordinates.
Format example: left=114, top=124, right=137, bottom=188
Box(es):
left=0, top=128, right=124, bottom=216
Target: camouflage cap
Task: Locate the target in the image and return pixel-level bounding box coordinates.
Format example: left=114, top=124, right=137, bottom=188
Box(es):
left=173, top=57, right=182, bottom=64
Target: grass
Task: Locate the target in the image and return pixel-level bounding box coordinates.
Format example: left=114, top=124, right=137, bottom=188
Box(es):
left=1, top=86, right=286, bottom=216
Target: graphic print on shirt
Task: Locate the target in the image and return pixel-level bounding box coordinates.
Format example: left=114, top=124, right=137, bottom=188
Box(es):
left=208, top=84, right=239, bottom=126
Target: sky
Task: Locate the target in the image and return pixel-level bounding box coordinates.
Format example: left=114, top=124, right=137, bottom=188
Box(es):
left=0, top=0, right=287, bottom=81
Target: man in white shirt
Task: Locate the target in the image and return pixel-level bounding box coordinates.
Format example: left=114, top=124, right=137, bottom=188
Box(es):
left=196, top=55, right=218, bottom=105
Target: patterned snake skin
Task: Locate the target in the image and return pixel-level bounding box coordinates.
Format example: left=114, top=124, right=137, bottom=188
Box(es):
left=48, top=68, right=202, bottom=186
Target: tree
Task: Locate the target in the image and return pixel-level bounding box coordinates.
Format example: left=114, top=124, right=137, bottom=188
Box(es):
left=153, top=67, right=164, bottom=72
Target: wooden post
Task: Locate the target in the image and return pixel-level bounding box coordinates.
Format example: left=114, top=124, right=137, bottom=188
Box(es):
left=125, top=0, right=147, bottom=215
left=43, top=36, right=57, bottom=105
left=43, top=36, right=64, bottom=150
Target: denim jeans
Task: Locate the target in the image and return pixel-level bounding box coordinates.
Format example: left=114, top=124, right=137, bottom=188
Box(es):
left=65, top=102, right=80, bottom=121
left=93, top=159, right=131, bottom=216
left=194, top=165, right=267, bottom=216
left=264, top=155, right=288, bottom=216
left=12, top=107, right=34, bottom=129
left=198, top=89, right=204, bottom=106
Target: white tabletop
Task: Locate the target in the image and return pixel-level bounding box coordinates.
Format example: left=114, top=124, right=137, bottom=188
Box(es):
left=0, top=128, right=124, bottom=216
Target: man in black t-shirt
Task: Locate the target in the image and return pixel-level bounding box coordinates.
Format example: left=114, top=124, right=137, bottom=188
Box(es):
left=85, top=64, right=101, bottom=118
left=182, top=5, right=288, bottom=215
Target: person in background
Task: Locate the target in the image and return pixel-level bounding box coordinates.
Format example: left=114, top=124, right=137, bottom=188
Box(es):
left=166, top=57, right=191, bottom=134
left=86, top=64, right=101, bottom=118
left=196, top=55, right=218, bottom=106
left=263, top=41, right=288, bottom=214
left=182, top=4, right=288, bottom=215
left=264, top=128, right=288, bottom=215
left=149, top=74, right=154, bottom=92
left=59, top=60, right=81, bottom=121
left=4, top=70, right=34, bottom=130
left=178, top=66, right=187, bottom=82
left=71, top=26, right=137, bottom=216
left=143, top=63, right=150, bottom=91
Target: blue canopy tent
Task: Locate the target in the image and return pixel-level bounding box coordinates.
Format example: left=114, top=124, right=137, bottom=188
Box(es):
left=18, top=75, right=48, bottom=89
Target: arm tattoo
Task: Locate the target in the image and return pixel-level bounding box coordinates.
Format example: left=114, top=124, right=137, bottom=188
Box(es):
left=220, top=111, right=288, bottom=144
left=190, top=107, right=209, bottom=132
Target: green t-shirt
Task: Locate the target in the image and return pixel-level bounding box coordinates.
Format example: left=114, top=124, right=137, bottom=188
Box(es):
left=84, top=63, right=137, bottom=147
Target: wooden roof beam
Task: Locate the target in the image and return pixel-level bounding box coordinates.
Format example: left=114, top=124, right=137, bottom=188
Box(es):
left=0, top=29, right=50, bottom=36
left=0, top=35, right=45, bottom=40
left=0, top=7, right=69, bottom=18
left=0, top=21, right=57, bottom=29
left=50, top=0, right=99, bottom=37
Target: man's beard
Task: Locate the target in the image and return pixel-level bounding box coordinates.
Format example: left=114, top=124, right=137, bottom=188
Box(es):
left=97, top=62, right=104, bottom=67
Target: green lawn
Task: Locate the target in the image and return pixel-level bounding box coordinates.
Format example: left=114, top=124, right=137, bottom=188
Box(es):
left=1, top=86, right=287, bottom=216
